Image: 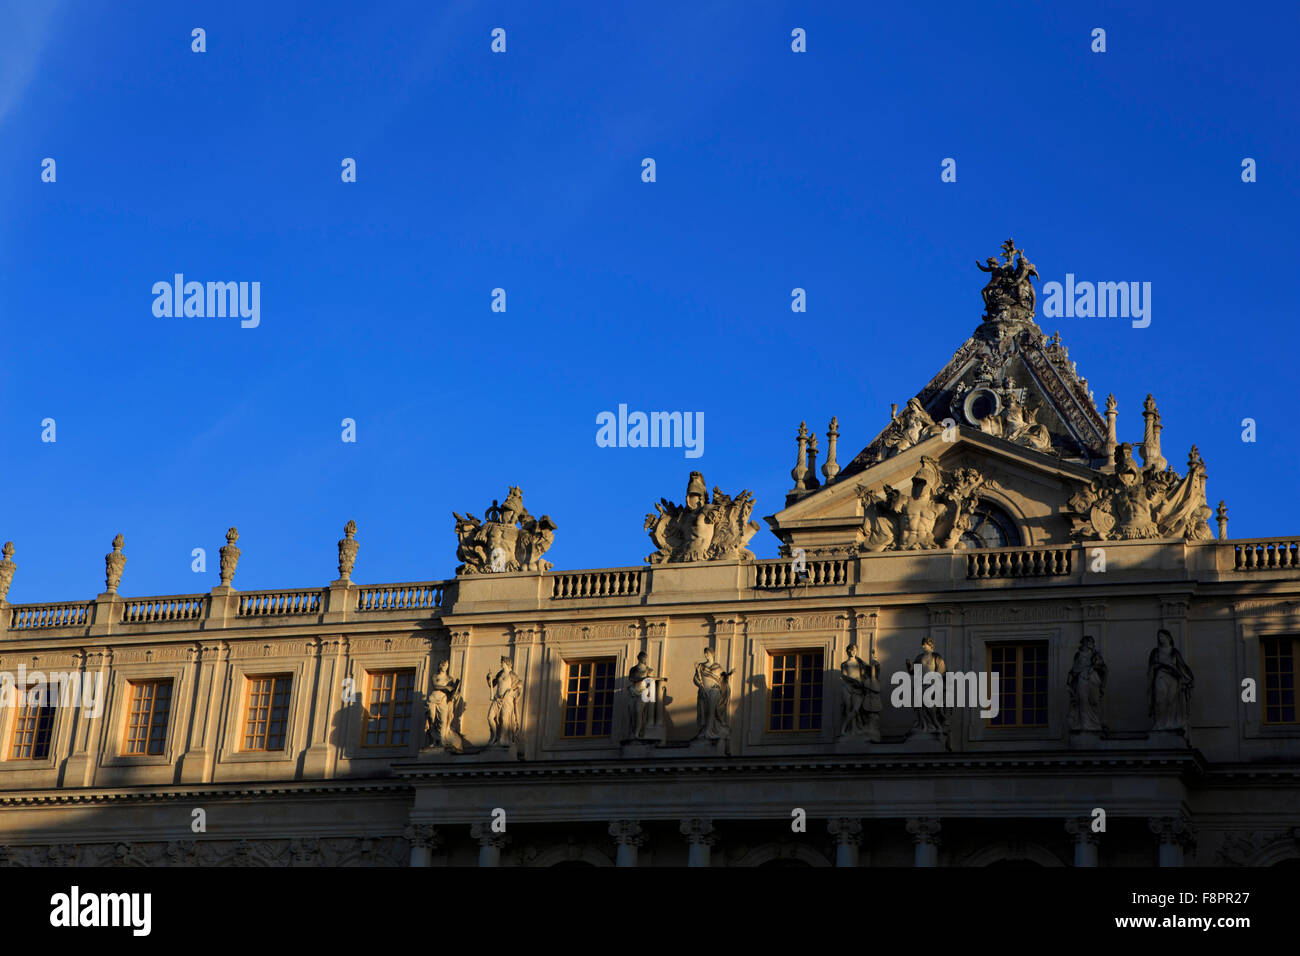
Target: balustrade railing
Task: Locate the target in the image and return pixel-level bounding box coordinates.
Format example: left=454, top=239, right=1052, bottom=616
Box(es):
left=237, top=589, right=323, bottom=617
left=754, top=558, right=851, bottom=589
left=8, top=601, right=94, bottom=630
left=356, top=582, right=446, bottom=611
left=967, top=546, right=1073, bottom=579
left=1234, top=540, right=1300, bottom=570
left=551, top=570, right=642, bottom=599
left=121, top=594, right=208, bottom=624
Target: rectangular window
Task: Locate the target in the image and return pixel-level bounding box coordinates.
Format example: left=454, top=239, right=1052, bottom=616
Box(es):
left=1262, top=636, right=1298, bottom=725
left=124, top=680, right=172, bottom=755
left=242, top=675, right=292, bottom=751
left=364, top=670, right=415, bottom=747
left=987, top=643, right=1048, bottom=727
left=768, top=650, right=824, bottom=732
left=10, top=687, right=55, bottom=760
left=562, top=659, right=616, bottom=738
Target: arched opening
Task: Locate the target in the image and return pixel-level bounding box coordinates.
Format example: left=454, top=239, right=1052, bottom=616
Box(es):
left=960, top=500, right=1022, bottom=549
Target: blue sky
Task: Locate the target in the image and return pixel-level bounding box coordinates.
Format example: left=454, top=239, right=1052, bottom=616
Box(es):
left=1, top=1, right=1297, bottom=602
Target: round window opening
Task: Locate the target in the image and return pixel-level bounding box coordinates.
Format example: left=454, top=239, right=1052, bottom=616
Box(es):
left=962, top=388, right=1002, bottom=426
left=960, top=500, right=1022, bottom=549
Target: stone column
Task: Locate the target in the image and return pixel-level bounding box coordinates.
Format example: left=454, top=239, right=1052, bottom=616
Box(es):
left=609, top=820, right=646, bottom=867
left=907, top=817, right=941, bottom=867
left=1065, top=816, right=1100, bottom=867
left=405, top=824, right=441, bottom=868
left=471, top=823, right=510, bottom=867
left=1150, top=816, right=1194, bottom=867
left=680, top=819, right=716, bottom=867
left=827, top=818, right=862, bottom=867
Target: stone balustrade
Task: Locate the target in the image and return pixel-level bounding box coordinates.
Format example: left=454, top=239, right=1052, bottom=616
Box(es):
left=551, top=569, right=642, bottom=600
left=753, top=557, right=851, bottom=589
left=356, top=582, right=445, bottom=611
left=967, top=546, right=1073, bottom=579
left=1233, top=539, right=1300, bottom=571
left=8, top=601, right=94, bottom=630
left=237, top=589, right=324, bottom=617
left=121, top=594, right=208, bottom=624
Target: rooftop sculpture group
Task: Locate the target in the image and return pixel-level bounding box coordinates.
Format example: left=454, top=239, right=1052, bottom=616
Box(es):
left=644, top=472, right=759, bottom=564
left=453, top=487, right=557, bottom=574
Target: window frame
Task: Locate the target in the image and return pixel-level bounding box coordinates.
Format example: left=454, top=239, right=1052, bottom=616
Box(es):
left=362, top=668, right=417, bottom=749
left=766, top=648, right=825, bottom=733
left=1261, top=635, right=1298, bottom=726
left=121, top=678, right=174, bottom=756
left=985, top=641, right=1049, bottom=729
left=240, top=673, right=294, bottom=752
left=560, top=658, right=617, bottom=739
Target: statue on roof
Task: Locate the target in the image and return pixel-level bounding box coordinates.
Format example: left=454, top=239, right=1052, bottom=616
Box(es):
left=645, top=472, right=759, bottom=563
left=976, top=238, right=1039, bottom=325
left=855, top=456, right=987, bottom=552
left=453, top=486, right=557, bottom=574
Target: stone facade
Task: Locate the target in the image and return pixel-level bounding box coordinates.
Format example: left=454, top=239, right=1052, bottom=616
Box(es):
left=1, top=246, right=1297, bottom=867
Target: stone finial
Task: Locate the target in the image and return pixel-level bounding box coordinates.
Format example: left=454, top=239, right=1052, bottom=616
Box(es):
left=1140, top=393, right=1167, bottom=472
left=1215, top=500, right=1228, bottom=540
left=805, top=433, right=821, bottom=490
left=0, top=541, right=16, bottom=603
left=1102, top=394, right=1118, bottom=469
left=790, top=422, right=809, bottom=492
left=105, top=534, right=127, bottom=594
left=219, top=527, right=241, bottom=586
left=822, top=416, right=841, bottom=483
left=338, top=520, right=359, bottom=581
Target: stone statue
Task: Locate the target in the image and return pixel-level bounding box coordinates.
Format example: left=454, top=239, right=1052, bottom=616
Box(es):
left=1066, top=635, right=1107, bottom=732
left=337, top=520, right=359, bottom=581
left=425, top=659, right=465, bottom=752
left=453, top=486, right=557, bottom=574
left=880, top=397, right=943, bottom=459
left=105, top=534, right=127, bottom=594
left=1067, top=442, right=1213, bottom=542
left=0, top=542, right=15, bottom=602
left=976, top=238, right=1038, bottom=325
left=218, top=528, right=241, bottom=586
left=625, top=652, right=656, bottom=740
left=1147, top=629, right=1194, bottom=733
left=839, top=643, right=882, bottom=741
left=906, top=636, right=948, bottom=742
left=693, top=647, right=732, bottom=740
left=855, top=456, right=986, bottom=552
left=485, top=656, right=524, bottom=746
left=645, top=472, right=759, bottom=564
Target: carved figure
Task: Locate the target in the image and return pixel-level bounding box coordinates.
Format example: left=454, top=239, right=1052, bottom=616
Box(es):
left=1068, top=443, right=1213, bottom=542
left=219, top=528, right=241, bottom=586
left=425, top=659, right=465, bottom=752
left=693, top=647, right=733, bottom=739
left=881, top=397, right=943, bottom=458
left=337, top=520, right=359, bottom=581
left=645, top=472, right=759, bottom=564
left=1147, top=629, right=1194, bottom=733
left=839, top=644, right=882, bottom=741
left=855, top=457, right=986, bottom=552
left=905, top=636, right=948, bottom=740
left=0, top=542, right=16, bottom=602
left=1066, top=635, right=1107, bottom=732
left=976, top=239, right=1038, bottom=324
left=105, top=534, right=127, bottom=594
left=453, top=487, right=556, bottom=574
left=626, top=652, right=656, bottom=740
left=485, top=656, right=523, bottom=746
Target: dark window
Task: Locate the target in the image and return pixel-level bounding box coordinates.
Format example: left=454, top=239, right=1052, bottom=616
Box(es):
left=10, top=687, right=55, bottom=760
left=1262, top=637, right=1297, bottom=725
left=987, top=643, right=1047, bottom=727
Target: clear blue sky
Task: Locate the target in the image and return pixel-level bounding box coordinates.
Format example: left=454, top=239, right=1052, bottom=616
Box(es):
left=2, top=1, right=1297, bottom=602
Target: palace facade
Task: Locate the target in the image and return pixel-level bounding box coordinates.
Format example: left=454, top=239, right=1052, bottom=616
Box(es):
left=1, top=244, right=1298, bottom=867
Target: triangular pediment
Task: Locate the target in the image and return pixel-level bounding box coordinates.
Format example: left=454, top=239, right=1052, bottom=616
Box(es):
left=767, top=429, right=1099, bottom=555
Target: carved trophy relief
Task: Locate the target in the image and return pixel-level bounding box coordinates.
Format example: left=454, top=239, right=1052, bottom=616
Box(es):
left=855, top=456, right=986, bottom=552
left=453, top=486, right=557, bottom=574
left=644, top=472, right=759, bottom=564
